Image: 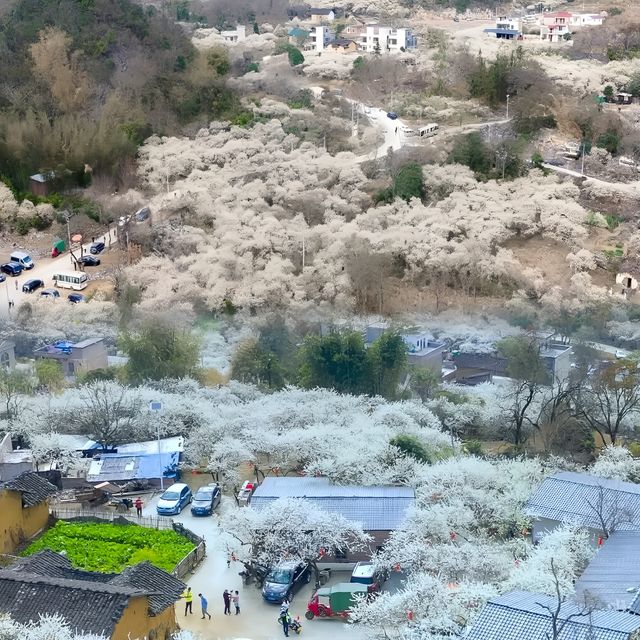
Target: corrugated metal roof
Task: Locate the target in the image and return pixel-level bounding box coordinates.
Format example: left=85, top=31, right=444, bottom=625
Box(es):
left=466, top=591, right=640, bottom=640
left=86, top=452, right=179, bottom=482
left=525, top=472, right=640, bottom=531
left=250, top=477, right=414, bottom=530
left=574, top=532, right=640, bottom=613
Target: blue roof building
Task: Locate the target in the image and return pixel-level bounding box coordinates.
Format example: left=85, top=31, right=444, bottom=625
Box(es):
left=466, top=591, right=640, bottom=640
left=86, top=451, right=179, bottom=484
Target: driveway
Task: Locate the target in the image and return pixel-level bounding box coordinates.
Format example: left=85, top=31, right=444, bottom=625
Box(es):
left=142, top=484, right=373, bottom=640
left=0, top=229, right=116, bottom=319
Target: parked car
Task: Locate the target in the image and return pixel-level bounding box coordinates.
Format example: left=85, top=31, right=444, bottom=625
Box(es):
left=156, top=483, right=192, bottom=516
left=10, top=251, right=34, bottom=270
left=386, top=112, right=398, bottom=120
left=190, top=483, right=221, bottom=516
left=350, top=562, right=387, bottom=593
left=135, top=206, right=150, bottom=222
left=22, top=279, right=44, bottom=293
left=68, top=293, right=86, bottom=304
left=0, top=274, right=5, bottom=283
left=262, top=561, right=311, bottom=603
left=40, top=289, right=60, bottom=298
left=78, top=255, right=101, bottom=267
left=89, top=241, right=105, bottom=255
left=1, top=263, right=22, bottom=276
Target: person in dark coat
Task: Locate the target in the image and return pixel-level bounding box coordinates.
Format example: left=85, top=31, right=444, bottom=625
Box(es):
left=223, top=589, right=231, bottom=615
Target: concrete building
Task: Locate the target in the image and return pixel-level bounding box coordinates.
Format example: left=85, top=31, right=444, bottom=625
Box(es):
left=0, top=471, right=57, bottom=554
left=0, top=340, right=15, bottom=371
left=540, top=11, right=572, bottom=42
left=219, top=25, right=246, bottom=43
left=34, top=337, right=108, bottom=377
left=0, top=551, right=185, bottom=640
left=484, top=16, right=522, bottom=39
left=354, top=25, right=417, bottom=53
left=403, top=334, right=446, bottom=373
left=0, top=433, right=33, bottom=482
left=250, top=477, right=414, bottom=562
left=306, top=26, right=332, bottom=52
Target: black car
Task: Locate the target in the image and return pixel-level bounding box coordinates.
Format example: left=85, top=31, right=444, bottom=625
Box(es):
left=68, top=293, right=86, bottom=303
left=386, top=112, right=399, bottom=120
left=261, top=562, right=311, bottom=603
left=1, top=263, right=22, bottom=276
left=89, top=241, right=105, bottom=255
left=79, top=255, right=101, bottom=267
left=22, top=278, right=44, bottom=293
left=190, top=484, right=221, bottom=516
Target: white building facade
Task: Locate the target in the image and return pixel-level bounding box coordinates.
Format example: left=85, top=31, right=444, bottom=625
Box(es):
left=358, top=25, right=417, bottom=53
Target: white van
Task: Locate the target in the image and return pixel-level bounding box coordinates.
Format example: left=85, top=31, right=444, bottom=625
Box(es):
left=10, top=251, right=34, bottom=270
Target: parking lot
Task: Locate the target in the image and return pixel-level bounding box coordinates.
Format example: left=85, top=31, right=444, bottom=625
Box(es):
left=141, top=479, right=373, bottom=640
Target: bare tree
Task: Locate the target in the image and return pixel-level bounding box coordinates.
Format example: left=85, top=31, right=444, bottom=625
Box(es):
left=586, top=484, right=633, bottom=539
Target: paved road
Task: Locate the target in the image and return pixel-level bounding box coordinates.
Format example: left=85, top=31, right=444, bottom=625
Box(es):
left=142, top=485, right=372, bottom=640
left=0, top=230, right=115, bottom=320
left=541, top=163, right=587, bottom=179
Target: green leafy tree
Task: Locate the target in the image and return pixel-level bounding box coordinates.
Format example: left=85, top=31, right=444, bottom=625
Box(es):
left=389, top=434, right=431, bottom=463
left=298, top=331, right=369, bottom=395
left=0, top=369, right=34, bottom=423
left=603, top=85, right=615, bottom=101
left=231, top=338, right=286, bottom=390
left=253, top=22, right=260, bottom=34
left=367, top=332, right=407, bottom=399
left=596, top=130, right=620, bottom=154
left=35, top=359, right=65, bottom=393
left=393, top=163, right=425, bottom=202
left=119, top=319, right=201, bottom=383
left=450, top=132, right=491, bottom=176
left=285, top=44, right=305, bottom=66
left=409, top=367, right=442, bottom=402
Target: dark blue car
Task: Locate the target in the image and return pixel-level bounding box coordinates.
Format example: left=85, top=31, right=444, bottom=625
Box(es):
left=1, top=263, right=22, bottom=276
left=261, top=562, right=311, bottom=603
left=386, top=112, right=398, bottom=120
left=190, top=484, right=221, bottom=516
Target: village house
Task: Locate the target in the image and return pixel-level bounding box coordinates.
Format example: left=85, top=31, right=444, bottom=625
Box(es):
left=540, top=11, right=572, bottom=42
left=34, top=337, right=108, bottom=377
left=309, top=8, right=335, bottom=23
left=327, top=37, right=359, bottom=53
left=574, top=531, right=640, bottom=612
left=249, top=476, right=415, bottom=562
left=525, top=472, right=640, bottom=543
left=346, top=24, right=416, bottom=53
left=219, top=25, right=246, bottom=43
left=484, top=16, right=522, bottom=39
left=0, top=550, right=185, bottom=640
left=0, top=433, right=33, bottom=482
left=616, top=258, right=640, bottom=295
left=466, top=591, right=640, bottom=640
left=0, top=471, right=57, bottom=553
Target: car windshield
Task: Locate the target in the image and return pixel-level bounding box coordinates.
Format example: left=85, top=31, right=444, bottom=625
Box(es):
left=195, top=489, right=213, bottom=500
left=161, top=491, right=180, bottom=501
left=267, top=569, right=292, bottom=584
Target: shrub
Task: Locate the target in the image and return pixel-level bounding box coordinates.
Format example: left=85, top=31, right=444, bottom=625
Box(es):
left=393, top=163, right=425, bottom=202
left=390, top=434, right=432, bottom=463
left=596, top=130, right=620, bottom=154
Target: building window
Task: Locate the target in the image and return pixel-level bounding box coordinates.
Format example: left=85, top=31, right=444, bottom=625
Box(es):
left=390, top=39, right=397, bottom=44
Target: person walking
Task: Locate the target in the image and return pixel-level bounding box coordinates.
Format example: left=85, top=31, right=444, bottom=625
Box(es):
left=198, top=593, right=211, bottom=620
left=14, top=280, right=18, bottom=291
left=182, top=587, right=193, bottom=616
left=134, top=497, right=143, bottom=517
left=232, top=590, right=240, bottom=615
left=223, top=589, right=231, bottom=615
left=279, top=600, right=290, bottom=637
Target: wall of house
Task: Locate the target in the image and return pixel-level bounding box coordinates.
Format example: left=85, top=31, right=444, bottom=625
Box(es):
left=70, top=343, right=108, bottom=375
left=112, top=596, right=178, bottom=640
left=408, top=346, right=445, bottom=373
left=532, top=517, right=601, bottom=546
left=616, top=272, right=639, bottom=291
left=0, top=490, right=49, bottom=553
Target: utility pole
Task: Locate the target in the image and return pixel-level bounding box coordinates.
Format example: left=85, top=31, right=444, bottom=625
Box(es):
left=506, top=94, right=510, bottom=119
left=581, top=141, right=586, bottom=176
left=302, top=234, right=306, bottom=269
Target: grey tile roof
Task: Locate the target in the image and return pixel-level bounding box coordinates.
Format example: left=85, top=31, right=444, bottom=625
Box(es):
left=1, top=552, right=186, bottom=632
left=524, top=472, right=640, bottom=531
left=1, top=471, right=58, bottom=507
left=466, top=591, right=640, bottom=640
left=251, top=477, right=414, bottom=530
left=574, top=532, right=640, bottom=613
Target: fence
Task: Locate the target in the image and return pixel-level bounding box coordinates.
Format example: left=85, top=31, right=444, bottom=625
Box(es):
left=49, top=507, right=206, bottom=578
left=50, top=507, right=175, bottom=530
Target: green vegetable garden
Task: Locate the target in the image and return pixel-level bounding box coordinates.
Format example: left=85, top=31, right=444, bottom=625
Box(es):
left=23, top=521, right=195, bottom=573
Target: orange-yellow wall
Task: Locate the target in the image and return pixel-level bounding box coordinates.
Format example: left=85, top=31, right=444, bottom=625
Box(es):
left=0, top=490, right=49, bottom=554
left=112, top=596, right=178, bottom=640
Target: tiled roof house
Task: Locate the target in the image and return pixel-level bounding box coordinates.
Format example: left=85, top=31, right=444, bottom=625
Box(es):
left=525, top=472, right=640, bottom=541
left=466, top=591, right=640, bottom=640
left=1, top=550, right=185, bottom=639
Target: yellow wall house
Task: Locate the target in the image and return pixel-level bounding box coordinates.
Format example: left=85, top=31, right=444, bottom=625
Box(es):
left=0, top=471, right=57, bottom=554
left=0, top=550, right=186, bottom=640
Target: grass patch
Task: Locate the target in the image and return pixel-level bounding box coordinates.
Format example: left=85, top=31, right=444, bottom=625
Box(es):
left=23, top=520, right=195, bottom=573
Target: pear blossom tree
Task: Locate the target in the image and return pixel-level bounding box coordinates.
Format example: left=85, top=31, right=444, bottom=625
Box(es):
left=220, top=497, right=371, bottom=585
left=0, top=615, right=105, bottom=640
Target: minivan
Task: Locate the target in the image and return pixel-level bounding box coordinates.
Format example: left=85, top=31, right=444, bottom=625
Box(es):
left=350, top=562, right=387, bottom=593
left=10, top=251, right=34, bottom=270
left=156, top=483, right=192, bottom=516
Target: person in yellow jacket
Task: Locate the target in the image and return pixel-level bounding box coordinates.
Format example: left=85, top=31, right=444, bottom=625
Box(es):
left=181, top=586, right=194, bottom=616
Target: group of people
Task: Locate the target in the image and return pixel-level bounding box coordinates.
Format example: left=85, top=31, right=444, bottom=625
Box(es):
left=180, top=587, right=241, bottom=619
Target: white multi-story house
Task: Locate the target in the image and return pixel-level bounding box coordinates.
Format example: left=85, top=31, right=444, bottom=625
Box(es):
left=306, top=25, right=331, bottom=52
left=484, top=16, right=521, bottom=39
left=219, top=25, right=246, bottom=43
left=355, top=24, right=417, bottom=53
